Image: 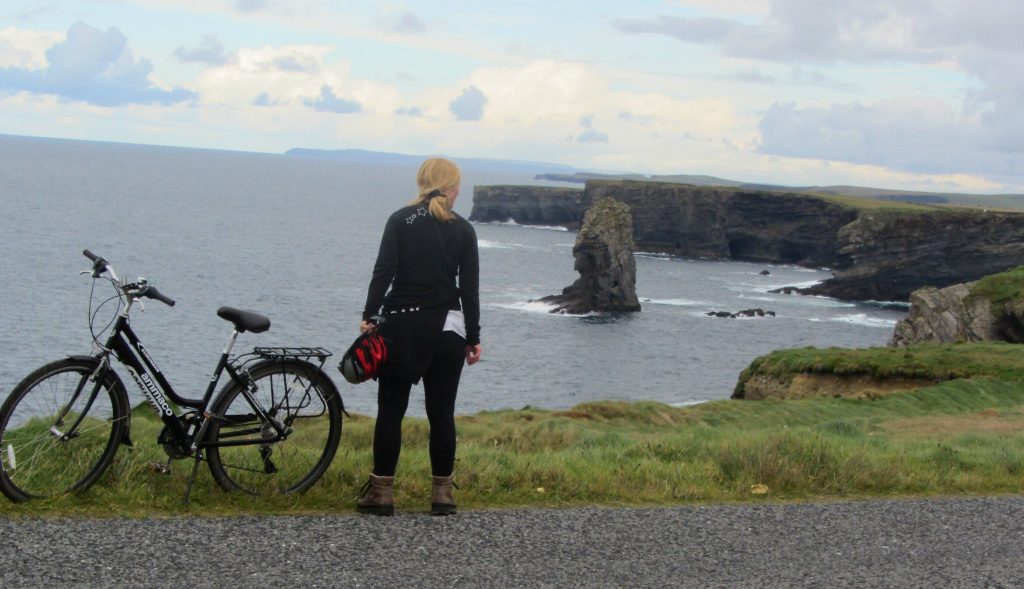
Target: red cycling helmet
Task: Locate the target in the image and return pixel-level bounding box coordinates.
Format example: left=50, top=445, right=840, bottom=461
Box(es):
left=339, top=328, right=389, bottom=384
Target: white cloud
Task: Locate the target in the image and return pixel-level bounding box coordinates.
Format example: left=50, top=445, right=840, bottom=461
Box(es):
left=456, top=60, right=602, bottom=123
left=0, top=22, right=195, bottom=107
left=0, top=26, right=62, bottom=69
left=194, top=44, right=336, bottom=105
left=193, top=42, right=403, bottom=119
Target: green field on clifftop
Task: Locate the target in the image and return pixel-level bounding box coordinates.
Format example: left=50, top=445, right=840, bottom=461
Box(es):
left=3, top=370, right=1022, bottom=517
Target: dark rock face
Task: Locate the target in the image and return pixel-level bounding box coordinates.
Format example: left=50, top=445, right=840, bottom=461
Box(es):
left=470, top=181, right=1024, bottom=302
left=889, top=277, right=1024, bottom=346
left=469, top=185, right=583, bottom=228
left=802, top=210, right=1024, bottom=301
left=706, top=308, right=776, bottom=319
left=889, top=283, right=995, bottom=345
left=537, top=198, right=641, bottom=314
left=583, top=182, right=857, bottom=266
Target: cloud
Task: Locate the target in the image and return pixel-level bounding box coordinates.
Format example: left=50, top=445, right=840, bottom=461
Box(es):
left=175, top=34, right=232, bottom=66
left=236, top=0, right=274, bottom=12
left=194, top=44, right=399, bottom=113
left=577, top=129, right=609, bottom=143
left=613, top=1, right=940, bottom=64
left=0, top=21, right=195, bottom=106
left=616, top=1, right=1024, bottom=180
left=304, top=85, right=361, bottom=113
left=384, top=12, right=427, bottom=34
left=577, top=115, right=609, bottom=143
left=395, top=106, right=422, bottom=117
left=757, top=99, right=1023, bottom=179
left=449, top=85, right=486, bottom=121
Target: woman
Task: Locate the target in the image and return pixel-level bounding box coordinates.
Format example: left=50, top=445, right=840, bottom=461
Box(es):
left=357, top=157, right=482, bottom=516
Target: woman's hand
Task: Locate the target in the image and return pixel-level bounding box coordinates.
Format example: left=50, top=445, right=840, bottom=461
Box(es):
left=359, top=320, right=378, bottom=334
left=465, top=343, right=483, bottom=366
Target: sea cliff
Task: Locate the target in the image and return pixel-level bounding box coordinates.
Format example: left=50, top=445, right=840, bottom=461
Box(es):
left=471, top=180, right=1024, bottom=301
left=470, top=185, right=583, bottom=228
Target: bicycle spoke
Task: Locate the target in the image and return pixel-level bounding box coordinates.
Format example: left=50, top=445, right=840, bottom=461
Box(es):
left=0, top=359, right=126, bottom=501
left=206, top=360, right=341, bottom=495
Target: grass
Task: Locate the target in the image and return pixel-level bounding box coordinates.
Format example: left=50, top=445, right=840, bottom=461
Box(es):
left=969, top=265, right=1024, bottom=315
left=735, top=342, right=1024, bottom=395
left=2, top=376, right=1023, bottom=517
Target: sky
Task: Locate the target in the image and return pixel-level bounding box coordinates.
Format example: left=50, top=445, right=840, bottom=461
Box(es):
left=2, top=0, right=1024, bottom=193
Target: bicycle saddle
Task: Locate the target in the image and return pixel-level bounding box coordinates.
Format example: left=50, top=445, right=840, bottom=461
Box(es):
left=217, top=307, right=271, bottom=333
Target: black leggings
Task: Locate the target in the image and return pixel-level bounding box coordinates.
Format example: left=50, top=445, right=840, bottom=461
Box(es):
left=372, top=331, right=466, bottom=477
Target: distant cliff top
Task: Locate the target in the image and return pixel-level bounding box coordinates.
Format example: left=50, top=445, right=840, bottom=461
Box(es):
left=584, top=179, right=981, bottom=213
left=543, top=174, right=1024, bottom=211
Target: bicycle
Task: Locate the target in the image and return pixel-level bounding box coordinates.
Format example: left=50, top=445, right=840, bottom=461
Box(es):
left=0, top=250, right=345, bottom=503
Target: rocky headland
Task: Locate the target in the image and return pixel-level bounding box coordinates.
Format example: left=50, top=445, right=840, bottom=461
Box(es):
left=471, top=180, right=1024, bottom=302
left=535, top=197, right=641, bottom=314
left=890, top=266, right=1024, bottom=346
left=801, top=209, right=1024, bottom=301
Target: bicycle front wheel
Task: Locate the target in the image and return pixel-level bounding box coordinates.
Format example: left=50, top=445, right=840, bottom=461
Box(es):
left=205, top=359, right=343, bottom=495
left=0, top=358, right=129, bottom=502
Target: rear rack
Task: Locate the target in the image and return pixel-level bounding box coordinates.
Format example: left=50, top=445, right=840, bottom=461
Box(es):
left=252, top=347, right=333, bottom=361
left=232, top=346, right=333, bottom=377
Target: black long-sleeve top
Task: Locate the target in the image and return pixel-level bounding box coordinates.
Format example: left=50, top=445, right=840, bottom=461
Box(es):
left=363, top=204, right=481, bottom=346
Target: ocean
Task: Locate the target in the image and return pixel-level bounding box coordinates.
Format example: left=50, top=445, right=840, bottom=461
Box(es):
left=0, top=134, right=908, bottom=416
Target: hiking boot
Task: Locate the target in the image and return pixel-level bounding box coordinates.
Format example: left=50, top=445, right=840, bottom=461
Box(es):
left=356, top=474, right=395, bottom=516
left=431, top=475, right=457, bottom=516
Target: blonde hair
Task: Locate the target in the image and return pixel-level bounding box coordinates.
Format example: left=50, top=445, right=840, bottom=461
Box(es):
left=412, top=157, right=461, bottom=222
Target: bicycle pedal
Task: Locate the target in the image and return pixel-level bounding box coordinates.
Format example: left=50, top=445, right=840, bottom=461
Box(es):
left=148, top=462, right=171, bottom=475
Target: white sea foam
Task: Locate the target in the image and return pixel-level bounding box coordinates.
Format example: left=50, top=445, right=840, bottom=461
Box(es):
left=636, top=252, right=679, bottom=260
left=492, top=300, right=603, bottom=317
left=737, top=295, right=776, bottom=303
left=484, top=219, right=570, bottom=231
left=740, top=279, right=824, bottom=294
left=748, top=293, right=857, bottom=308
left=809, top=313, right=898, bottom=328
left=477, top=239, right=516, bottom=249
left=641, top=297, right=710, bottom=307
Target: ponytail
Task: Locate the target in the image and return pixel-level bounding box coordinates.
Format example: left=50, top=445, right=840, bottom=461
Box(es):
left=412, top=158, right=461, bottom=222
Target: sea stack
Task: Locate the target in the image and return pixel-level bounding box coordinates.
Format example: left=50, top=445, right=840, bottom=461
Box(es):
left=538, top=197, right=641, bottom=314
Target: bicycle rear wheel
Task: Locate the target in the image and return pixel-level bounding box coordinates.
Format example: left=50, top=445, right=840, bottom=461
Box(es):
left=0, top=358, right=129, bottom=502
left=205, top=359, right=342, bottom=495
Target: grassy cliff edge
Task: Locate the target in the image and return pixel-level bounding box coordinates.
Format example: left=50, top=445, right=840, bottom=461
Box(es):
left=4, top=364, right=1022, bottom=517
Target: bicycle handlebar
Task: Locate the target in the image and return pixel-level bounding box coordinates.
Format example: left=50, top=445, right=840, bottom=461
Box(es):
left=83, top=249, right=110, bottom=278
left=142, top=285, right=176, bottom=307
left=83, top=249, right=175, bottom=307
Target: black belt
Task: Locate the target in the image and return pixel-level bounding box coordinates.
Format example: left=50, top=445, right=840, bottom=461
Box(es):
left=385, top=306, right=422, bottom=315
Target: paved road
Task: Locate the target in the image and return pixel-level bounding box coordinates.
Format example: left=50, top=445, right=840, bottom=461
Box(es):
left=2, top=496, right=1022, bottom=588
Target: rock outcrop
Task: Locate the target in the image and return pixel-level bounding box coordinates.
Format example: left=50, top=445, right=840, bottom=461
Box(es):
left=706, top=308, right=776, bottom=319
left=889, top=267, right=1024, bottom=346
left=536, top=198, right=641, bottom=314
left=471, top=180, right=1024, bottom=301
left=470, top=185, right=583, bottom=228
left=581, top=182, right=858, bottom=266
left=802, top=210, right=1024, bottom=301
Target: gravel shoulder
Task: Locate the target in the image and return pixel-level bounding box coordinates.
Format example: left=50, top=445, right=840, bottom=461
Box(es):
left=3, top=496, right=1023, bottom=588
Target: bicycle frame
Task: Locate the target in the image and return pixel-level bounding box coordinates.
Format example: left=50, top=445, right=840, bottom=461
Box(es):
left=92, top=298, right=287, bottom=452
